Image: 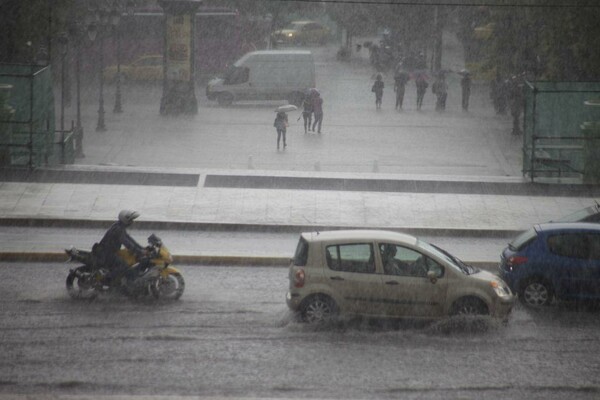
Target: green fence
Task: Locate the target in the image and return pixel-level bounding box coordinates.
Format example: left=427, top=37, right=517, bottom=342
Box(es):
left=523, top=81, right=600, bottom=183
left=0, top=63, right=73, bottom=169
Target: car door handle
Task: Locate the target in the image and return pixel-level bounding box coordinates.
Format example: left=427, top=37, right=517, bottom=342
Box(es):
left=385, top=281, right=399, bottom=285
left=330, top=276, right=344, bottom=281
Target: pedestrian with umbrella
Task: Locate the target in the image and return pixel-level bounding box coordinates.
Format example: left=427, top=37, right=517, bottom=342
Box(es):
left=311, top=90, right=324, bottom=134
left=394, top=67, right=410, bottom=110
left=372, top=73, right=384, bottom=110
left=459, top=69, right=472, bottom=112
left=274, top=104, right=297, bottom=149
left=299, top=89, right=315, bottom=133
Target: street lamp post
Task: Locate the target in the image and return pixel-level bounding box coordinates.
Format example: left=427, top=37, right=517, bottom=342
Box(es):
left=111, top=9, right=122, bottom=113
left=95, top=9, right=107, bottom=132
left=57, top=33, right=68, bottom=132
left=71, top=21, right=86, bottom=158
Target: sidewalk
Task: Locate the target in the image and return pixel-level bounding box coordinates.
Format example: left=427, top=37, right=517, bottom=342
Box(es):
left=0, top=165, right=596, bottom=269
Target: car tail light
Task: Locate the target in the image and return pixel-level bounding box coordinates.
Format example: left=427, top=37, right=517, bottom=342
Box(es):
left=294, top=268, right=305, bottom=288
left=506, top=256, right=528, bottom=271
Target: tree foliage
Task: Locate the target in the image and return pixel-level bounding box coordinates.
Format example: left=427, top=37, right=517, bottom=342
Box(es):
left=459, top=3, right=600, bottom=81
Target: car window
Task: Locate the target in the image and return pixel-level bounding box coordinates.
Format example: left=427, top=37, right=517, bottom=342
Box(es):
left=379, top=243, right=442, bottom=278
left=293, top=237, right=309, bottom=266
left=547, top=233, right=590, bottom=259
left=326, top=243, right=375, bottom=274
left=225, top=66, right=249, bottom=85
left=509, top=228, right=537, bottom=251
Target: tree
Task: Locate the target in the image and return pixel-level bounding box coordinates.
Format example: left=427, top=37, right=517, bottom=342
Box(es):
left=457, top=1, right=600, bottom=81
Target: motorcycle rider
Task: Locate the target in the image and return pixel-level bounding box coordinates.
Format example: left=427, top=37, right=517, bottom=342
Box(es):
left=95, top=210, right=146, bottom=286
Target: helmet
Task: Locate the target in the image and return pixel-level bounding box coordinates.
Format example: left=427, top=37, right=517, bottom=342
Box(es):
left=118, top=209, right=140, bottom=226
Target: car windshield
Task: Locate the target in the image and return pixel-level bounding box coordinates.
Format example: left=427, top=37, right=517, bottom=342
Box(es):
left=508, top=227, right=537, bottom=251
left=418, top=240, right=478, bottom=275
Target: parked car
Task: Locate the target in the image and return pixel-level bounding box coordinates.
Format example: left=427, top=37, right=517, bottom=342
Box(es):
left=271, top=20, right=330, bottom=46
left=103, top=55, right=163, bottom=83
left=551, top=202, right=600, bottom=223
left=499, top=222, right=600, bottom=307
left=287, top=230, right=515, bottom=323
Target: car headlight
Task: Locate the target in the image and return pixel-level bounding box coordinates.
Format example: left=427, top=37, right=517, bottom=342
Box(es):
left=489, top=280, right=512, bottom=298
left=287, top=33, right=294, bottom=37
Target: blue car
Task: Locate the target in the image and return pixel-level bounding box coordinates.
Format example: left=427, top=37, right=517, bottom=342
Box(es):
left=499, top=223, right=600, bottom=307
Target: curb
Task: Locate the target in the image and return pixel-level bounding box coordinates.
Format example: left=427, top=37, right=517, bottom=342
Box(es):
left=0, top=252, right=499, bottom=272
left=0, top=217, right=522, bottom=238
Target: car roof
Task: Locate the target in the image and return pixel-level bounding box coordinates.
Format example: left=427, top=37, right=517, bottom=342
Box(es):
left=535, top=222, right=600, bottom=232
left=301, top=229, right=418, bottom=245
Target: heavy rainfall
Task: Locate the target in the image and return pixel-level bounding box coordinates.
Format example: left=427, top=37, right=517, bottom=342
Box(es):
left=1, top=0, right=600, bottom=399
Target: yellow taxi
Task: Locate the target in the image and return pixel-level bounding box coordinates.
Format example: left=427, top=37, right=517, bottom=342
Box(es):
left=271, top=20, right=330, bottom=46
left=103, top=55, right=163, bottom=83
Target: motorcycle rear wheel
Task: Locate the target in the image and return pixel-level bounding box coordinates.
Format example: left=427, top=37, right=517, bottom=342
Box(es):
left=149, top=272, right=185, bottom=300
left=66, top=266, right=98, bottom=300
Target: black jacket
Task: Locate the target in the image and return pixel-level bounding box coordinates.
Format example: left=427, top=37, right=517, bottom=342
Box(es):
left=98, top=221, right=144, bottom=257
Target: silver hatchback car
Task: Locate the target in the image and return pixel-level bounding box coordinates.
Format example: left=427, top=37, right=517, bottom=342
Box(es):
left=286, top=230, right=515, bottom=323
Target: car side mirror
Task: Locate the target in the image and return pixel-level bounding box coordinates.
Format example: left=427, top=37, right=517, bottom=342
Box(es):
left=427, top=270, right=438, bottom=284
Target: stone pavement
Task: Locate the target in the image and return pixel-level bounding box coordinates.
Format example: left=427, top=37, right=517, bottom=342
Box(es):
left=0, top=164, right=597, bottom=268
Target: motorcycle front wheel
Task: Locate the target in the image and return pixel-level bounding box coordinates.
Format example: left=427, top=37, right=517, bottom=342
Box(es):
left=149, top=272, right=185, bottom=300
left=66, top=266, right=98, bottom=300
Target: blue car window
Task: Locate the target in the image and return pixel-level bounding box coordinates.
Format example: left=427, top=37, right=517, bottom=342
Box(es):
left=547, top=233, right=589, bottom=259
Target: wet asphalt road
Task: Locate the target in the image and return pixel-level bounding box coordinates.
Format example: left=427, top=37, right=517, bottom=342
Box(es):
left=1, top=263, right=600, bottom=400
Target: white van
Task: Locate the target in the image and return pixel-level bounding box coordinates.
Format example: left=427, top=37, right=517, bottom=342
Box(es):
left=206, top=50, right=316, bottom=106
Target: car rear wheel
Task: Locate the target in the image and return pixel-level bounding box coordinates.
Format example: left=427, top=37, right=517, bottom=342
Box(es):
left=301, top=295, right=338, bottom=323
left=450, top=297, right=488, bottom=316
left=520, top=278, right=553, bottom=308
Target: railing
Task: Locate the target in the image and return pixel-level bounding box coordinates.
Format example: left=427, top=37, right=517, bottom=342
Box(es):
left=524, top=135, right=586, bottom=181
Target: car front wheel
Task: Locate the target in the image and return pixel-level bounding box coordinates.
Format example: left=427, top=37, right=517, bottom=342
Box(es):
left=450, top=297, right=488, bottom=316
left=301, top=295, right=338, bottom=323
left=520, top=279, right=553, bottom=307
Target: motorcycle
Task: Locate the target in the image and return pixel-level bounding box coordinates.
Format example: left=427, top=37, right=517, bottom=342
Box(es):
left=65, top=234, right=185, bottom=301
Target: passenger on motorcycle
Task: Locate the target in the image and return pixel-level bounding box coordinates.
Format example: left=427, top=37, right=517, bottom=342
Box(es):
left=95, top=210, right=146, bottom=285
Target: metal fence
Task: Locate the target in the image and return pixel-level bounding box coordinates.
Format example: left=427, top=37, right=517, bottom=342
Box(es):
left=523, top=81, right=600, bottom=183
left=0, top=63, right=73, bottom=169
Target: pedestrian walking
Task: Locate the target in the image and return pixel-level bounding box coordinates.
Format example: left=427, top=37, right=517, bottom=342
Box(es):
left=498, top=77, right=509, bottom=115
left=432, top=72, right=448, bottom=111
left=312, top=92, right=323, bottom=134
left=460, top=70, right=472, bottom=111
left=394, top=68, right=410, bottom=110
left=490, top=73, right=501, bottom=114
left=372, top=73, right=384, bottom=109
left=508, top=75, right=525, bottom=135
left=301, top=94, right=313, bottom=133
left=273, top=111, right=288, bottom=149
left=415, top=73, right=428, bottom=111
